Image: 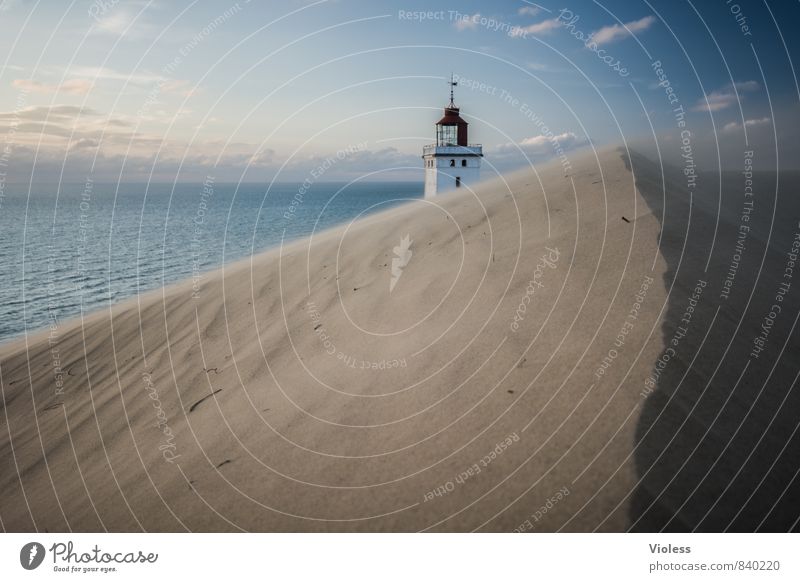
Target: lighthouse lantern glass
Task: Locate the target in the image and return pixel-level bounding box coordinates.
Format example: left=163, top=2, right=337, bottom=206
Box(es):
left=438, top=124, right=457, bottom=146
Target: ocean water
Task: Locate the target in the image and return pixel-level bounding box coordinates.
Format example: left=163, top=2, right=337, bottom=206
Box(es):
left=0, top=181, right=422, bottom=343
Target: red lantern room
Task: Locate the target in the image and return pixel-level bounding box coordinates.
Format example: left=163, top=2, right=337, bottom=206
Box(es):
left=436, top=105, right=469, bottom=147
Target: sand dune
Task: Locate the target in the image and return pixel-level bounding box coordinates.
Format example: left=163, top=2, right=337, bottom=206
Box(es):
left=1, top=145, right=797, bottom=532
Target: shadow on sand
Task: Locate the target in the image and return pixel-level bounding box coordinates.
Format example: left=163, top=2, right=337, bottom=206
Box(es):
left=623, top=149, right=800, bottom=531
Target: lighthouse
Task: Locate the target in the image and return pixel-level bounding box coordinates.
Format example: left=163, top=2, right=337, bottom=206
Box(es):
left=423, top=75, right=483, bottom=198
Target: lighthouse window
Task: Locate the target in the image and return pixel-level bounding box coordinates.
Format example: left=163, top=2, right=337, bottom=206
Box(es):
left=461, top=159, right=467, bottom=167
left=438, top=124, right=457, bottom=145
left=456, top=177, right=461, bottom=188
left=449, top=159, right=455, bottom=167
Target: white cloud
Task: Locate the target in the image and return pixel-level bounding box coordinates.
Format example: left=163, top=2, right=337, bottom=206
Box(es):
left=488, top=131, right=588, bottom=173
left=453, top=13, right=480, bottom=31
left=0, top=104, right=165, bottom=158
left=160, top=79, right=197, bottom=97
left=93, top=10, right=136, bottom=37
left=91, top=8, right=155, bottom=40
left=495, top=132, right=582, bottom=155
left=0, top=104, right=423, bottom=180
left=245, top=149, right=276, bottom=167
left=66, top=66, right=162, bottom=86
left=0, top=105, right=99, bottom=121
left=56, top=66, right=194, bottom=96
left=520, top=134, right=559, bottom=149
left=509, top=17, right=561, bottom=37
left=520, top=132, right=579, bottom=151
left=693, top=81, right=760, bottom=112
left=745, top=116, right=771, bottom=126
left=12, top=78, right=93, bottom=95
left=518, top=6, right=540, bottom=16
left=70, top=138, right=100, bottom=150
left=701, top=92, right=737, bottom=112
left=722, top=117, right=771, bottom=133
left=734, top=80, right=760, bottom=92
left=589, top=15, right=655, bottom=46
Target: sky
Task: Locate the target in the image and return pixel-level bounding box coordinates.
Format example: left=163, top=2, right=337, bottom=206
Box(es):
left=0, top=0, right=798, bottom=182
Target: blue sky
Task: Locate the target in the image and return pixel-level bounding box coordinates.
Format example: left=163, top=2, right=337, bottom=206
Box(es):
left=0, top=0, right=797, bottom=181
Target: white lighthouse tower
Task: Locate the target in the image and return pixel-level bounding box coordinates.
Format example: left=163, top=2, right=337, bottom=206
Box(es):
left=423, top=75, right=483, bottom=198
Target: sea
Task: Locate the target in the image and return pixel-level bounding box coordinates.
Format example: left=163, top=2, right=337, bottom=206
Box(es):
left=0, top=181, right=422, bottom=343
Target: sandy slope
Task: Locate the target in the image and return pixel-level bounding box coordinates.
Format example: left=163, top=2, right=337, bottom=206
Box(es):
left=1, top=145, right=797, bottom=532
